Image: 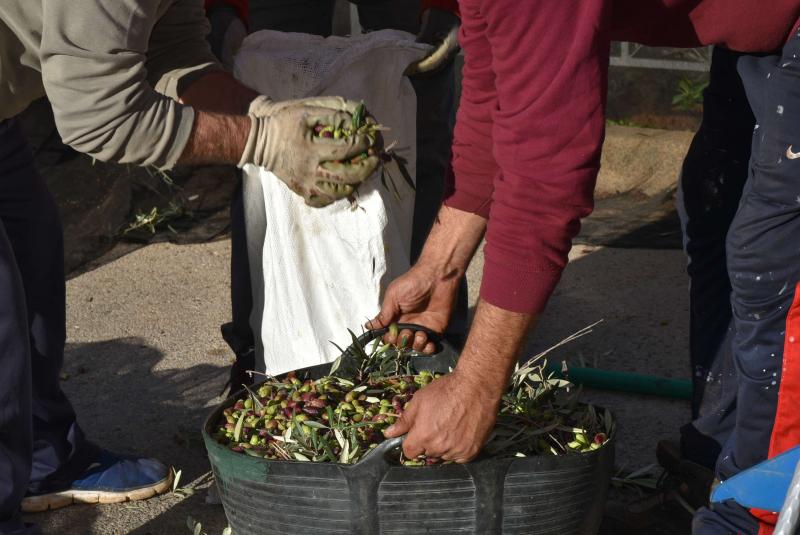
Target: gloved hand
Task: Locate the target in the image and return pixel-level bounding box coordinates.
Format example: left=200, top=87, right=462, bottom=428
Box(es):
left=239, top=96, right=381, bottom=207
left=405, top=8, right=461, bottom=76
left=207, top=4, right=247, bottom=70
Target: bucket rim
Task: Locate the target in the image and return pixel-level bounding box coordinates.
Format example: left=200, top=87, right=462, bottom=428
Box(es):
left=202, top=387, right=616, bottom=472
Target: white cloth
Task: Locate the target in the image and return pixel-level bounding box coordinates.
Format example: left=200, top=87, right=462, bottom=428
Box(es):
left=234, top=30, right=429, bottom=374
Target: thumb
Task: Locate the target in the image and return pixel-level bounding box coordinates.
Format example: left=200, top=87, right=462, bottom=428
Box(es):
left=384, top=411, right=412, bottom=438
left=366, top=294, right=400, bottom=331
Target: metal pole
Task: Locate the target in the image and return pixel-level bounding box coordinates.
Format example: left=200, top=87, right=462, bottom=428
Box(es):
left=775, top=459, right=800, bottom=535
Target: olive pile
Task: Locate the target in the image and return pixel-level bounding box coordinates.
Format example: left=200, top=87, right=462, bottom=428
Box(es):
left=214, top=330, right=613, bottom=466
left=214, top=370, right=440, bottom=465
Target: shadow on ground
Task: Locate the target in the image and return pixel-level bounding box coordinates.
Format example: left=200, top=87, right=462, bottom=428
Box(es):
left=25, top=338, right=231, bottom=535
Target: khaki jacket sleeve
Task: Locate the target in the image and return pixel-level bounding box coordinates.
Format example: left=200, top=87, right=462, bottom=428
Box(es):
left=146, top=0, right=222, bottom=99
left=40, top=0, right=222, bottom=169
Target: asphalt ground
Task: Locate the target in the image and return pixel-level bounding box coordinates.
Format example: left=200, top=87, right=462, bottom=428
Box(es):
left=23, top=238, right=690, bottom=534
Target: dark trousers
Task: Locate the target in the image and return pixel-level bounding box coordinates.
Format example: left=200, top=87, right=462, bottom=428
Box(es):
left=222, top=0, right=467, bottom=357
left=250, top=0, right=420, bottom=37
left=0, top=119, right=94, bottom=535
left=678, top=38, right=800, bottom=533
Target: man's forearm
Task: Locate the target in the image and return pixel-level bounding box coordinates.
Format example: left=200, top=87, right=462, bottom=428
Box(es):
left=178, top=111, right=250, bottom=166
left=179, top=70, right=258, bottom=115
left=455, top=300, right=537, bottom=399
left=176, top=71, right=258, bottom=166
left=178, top=71, right=258, bottom=165
left=417, top=205, right=486, bottom=279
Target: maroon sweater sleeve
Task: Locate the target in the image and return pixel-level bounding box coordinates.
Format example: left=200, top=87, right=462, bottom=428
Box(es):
left=446, top=0, right=610, bottom=314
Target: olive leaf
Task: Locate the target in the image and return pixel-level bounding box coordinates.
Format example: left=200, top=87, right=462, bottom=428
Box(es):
left=303, top=420, right=328, bottom=429
left=233, top=412, right=245, bottom=443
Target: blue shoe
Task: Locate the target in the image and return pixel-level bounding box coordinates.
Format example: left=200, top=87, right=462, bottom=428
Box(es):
left=21, top=450, right=172, bottom=513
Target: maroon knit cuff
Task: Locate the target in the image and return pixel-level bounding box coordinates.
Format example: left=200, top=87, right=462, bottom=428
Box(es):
left=479, top=257, right=563, bottom=314
left=443, top=189, right=492, bottom=219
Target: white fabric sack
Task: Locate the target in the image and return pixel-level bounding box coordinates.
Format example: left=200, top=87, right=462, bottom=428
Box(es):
left=234, top=30, right=429, bottom=374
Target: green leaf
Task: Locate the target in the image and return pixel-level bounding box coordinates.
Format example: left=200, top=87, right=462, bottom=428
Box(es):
left=352, top=102, right=365, bottom=130
left=391, top=153, right=416, bottom=192
left=326, top=405, right=336, bottom=425
left=233, top=412, right=245, bottom=443
left=294, top=452, right=311, bottom=462
left=348, top=330, right=369, bottom=360
left=334, top=428, right=346, bottom=450
left=242, top=384, right=264, bottom=412
left=171, top=468, right=182, bottom=493
left=303, top=420, right=328, bottom=429
left=329, top=354, right=343, bottom=375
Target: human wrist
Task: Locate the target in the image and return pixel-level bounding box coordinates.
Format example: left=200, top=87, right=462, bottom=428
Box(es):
left=454, top=300, right=537, bottom=399
left=178, top=110, right=250, bottom=166
left=416, top=205, right=485, bottom=278
left=449, top=366, right=504, bottom=409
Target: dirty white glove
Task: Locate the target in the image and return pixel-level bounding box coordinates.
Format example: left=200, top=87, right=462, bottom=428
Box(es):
left=239, top=96, right=380, bottom=207
left=405, top=8, right=461, bottom=76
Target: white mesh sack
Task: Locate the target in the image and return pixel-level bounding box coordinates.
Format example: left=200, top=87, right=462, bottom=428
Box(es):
left=234, top=30, right=429, bottom=374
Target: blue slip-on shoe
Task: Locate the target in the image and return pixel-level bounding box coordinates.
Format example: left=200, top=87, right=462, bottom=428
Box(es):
left=21, top=450, right=172, bottom=513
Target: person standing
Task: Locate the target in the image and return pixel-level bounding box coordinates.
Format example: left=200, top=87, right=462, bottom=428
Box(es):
left=0, top=1, right=375, bottom=533
left=206, top=0, right=466, bottom=391
left=369, top=1, right=800, bottom=533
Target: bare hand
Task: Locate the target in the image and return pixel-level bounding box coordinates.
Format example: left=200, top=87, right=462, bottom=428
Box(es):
left=384, top=372, right=499, bottom=463
left=367, top=265, right=459, bottom=353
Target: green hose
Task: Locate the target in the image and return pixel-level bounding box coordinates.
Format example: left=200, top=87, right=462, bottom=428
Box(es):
left=545, top=361, right=692, bottom=400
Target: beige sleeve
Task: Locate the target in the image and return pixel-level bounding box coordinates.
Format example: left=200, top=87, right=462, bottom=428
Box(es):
left=146, top=0, right=223, bottom=100
left=39, top=0, right=222, bottom=169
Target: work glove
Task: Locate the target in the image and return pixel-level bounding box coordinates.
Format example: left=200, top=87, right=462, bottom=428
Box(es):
left=239, top=96, right=381, bottom=207
left=405, top=8, right=461, bottom=76
left=207, top=4, right=247, bottom=70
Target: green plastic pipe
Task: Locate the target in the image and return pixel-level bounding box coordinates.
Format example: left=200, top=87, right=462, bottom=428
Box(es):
left=545, top=361, right=692, bottom=400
